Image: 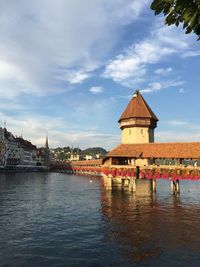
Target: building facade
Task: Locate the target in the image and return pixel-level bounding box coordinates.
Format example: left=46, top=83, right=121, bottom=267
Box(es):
left=0, top=127, right=20, bottom=166
left=0, top=127, right=38, bottom=168
left=16, top=137, right=37, bottom=166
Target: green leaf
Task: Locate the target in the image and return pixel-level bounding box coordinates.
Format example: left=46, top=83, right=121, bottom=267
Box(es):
left=163, top=2, right=172, bottom=15
left=165, top=13, right=176, bottom=25
left=155, top=8, right=164, bottom=15
left=186, top=26, right=192, bottom=34
left=183, top=20, right=188, bottom=29
left=175, top=19, right=179, bottom=26
left=189, top=12, right=198, bottom=28
left=150, top=0, right=200, bottom=40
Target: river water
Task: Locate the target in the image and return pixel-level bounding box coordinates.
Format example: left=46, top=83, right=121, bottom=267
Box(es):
left=1, top=172, right=200, bottom=267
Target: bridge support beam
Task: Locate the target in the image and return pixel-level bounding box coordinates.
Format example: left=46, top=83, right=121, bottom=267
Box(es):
left=152, top=179, right=156, bottom=192
left=171, top=180, right=180, bottom=194
left=176, top=180, right=180, bottom=193
left=113, top=177, right=122, bottom=187
left=122, top=179, right=130, bottom=190
left=124, top=179, right=130, bottom=187
left=129, top=178, right=136, bottom=192
left=102, top=175, right=112, bottom=189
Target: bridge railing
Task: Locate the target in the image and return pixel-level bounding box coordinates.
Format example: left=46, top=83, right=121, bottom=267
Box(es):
left=102, top=165, right=200, bottom=181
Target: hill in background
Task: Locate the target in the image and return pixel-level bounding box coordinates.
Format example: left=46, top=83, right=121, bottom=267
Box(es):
left=51, top=146, right=107, bottom=161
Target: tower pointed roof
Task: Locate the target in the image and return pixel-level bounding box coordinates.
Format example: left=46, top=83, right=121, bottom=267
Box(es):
left=45, top=135, right=49, bottom=149
left=118, top=90, right=158, bottom=122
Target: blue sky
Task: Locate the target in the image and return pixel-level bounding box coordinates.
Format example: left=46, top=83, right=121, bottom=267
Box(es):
left=0, top=0, right=200, bottom=149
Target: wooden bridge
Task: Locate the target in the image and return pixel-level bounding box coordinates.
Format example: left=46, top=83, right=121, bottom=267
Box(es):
left=50, top=158, right=200, bottom=194
left=51, top=90, right=200, bottom=195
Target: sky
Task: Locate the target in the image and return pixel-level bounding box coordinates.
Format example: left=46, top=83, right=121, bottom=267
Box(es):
left=0, top=0, right=200, bottom=150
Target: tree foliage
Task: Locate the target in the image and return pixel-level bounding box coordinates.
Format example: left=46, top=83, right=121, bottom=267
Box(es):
left=151, top=0, right=200, bottom=40
left=51, top=146, right=107, bottom=161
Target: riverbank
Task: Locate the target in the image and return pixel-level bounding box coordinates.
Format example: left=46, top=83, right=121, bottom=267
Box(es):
left=0, top=165, right=49, bottom=172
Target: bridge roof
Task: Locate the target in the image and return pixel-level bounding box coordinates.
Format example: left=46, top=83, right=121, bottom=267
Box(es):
left=118, top=90, right=158, bottom=122
left=107, top=142, right=200, bottom=159
left=70, top=159, right=102, bottom=166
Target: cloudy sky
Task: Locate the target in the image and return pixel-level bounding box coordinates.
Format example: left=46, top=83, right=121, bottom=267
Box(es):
left=0, top=0, right=200, bottom=149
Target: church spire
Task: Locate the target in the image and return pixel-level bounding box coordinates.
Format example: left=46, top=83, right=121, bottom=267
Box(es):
left=45, top=134, right=49, bottom=149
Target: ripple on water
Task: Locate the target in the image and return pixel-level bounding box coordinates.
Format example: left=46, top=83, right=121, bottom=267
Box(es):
left=1, top=173, right=200, bottom=267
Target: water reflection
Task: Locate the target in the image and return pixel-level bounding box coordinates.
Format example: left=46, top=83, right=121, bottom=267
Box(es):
left=1, top=173, right=200, bottom=266
left=101, top=180, right=200, bottom=266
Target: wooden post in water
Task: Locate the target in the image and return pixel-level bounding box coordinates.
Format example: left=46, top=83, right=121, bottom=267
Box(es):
left=102, top=175, right=112, bottom=189
left=122, top=179, right=125, bottom=189
left=176, top=180, right=180, bottom=193
left=133, top=179, right=136, bottom=192
left=129, top=178, right=136, bottom=192
left=152, top=179, right=156, bottom=192
left=129, top=178, right=133, bottom=191
left=124, top=179, right=129, bottom=187
left=171, top=180, right=180, bottom=194
left=171, top=180, right=175, bottom=194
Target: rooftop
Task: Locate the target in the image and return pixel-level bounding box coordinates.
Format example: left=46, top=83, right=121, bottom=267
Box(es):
left=107, top=142, right=200, bottom=159
left=118, top=90, right=158, bottom=122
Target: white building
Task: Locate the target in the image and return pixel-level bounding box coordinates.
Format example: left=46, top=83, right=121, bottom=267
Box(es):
left=85, top=154, right=93, bottom=160
left=0, top=128, right=20, bottom=166
left=0, top=128, right=37, bottom=167
left=16, top=137, right=37, bottom=166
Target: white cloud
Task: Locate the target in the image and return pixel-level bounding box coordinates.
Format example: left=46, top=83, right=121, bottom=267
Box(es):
left=96, top=0, right=148, bottom=26
left=0, top=111, right=119, bottom=149
left=0, top=0, right=147, bottom=99
left=89, top=86, right=104, bottom=94
left=166, top=120, right=188, bottom=126
left=0, top=101, right=24, bottom=110
left=62, top=70, right=90, bottom=84
left=156, top=130, right=200, bottom=142
left=48, top=130, right=120, bottom=149
left=141, top=82, right=162, bottom=93
left=154, top=67, right=172, bottom=75
left=103, top=22, right=191, bottom=88
left=141, top=79, right=184, bottom=93
left=181, top=50, right=200, bottom=58
left=162, top=120, right=200, bottom=131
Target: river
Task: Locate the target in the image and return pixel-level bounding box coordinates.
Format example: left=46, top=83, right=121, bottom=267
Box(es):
left=1, top=172, right=200, bottom=267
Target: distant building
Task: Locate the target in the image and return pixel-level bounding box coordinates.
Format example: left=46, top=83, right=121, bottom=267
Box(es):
left=15, top=137, right=37, bottom=166
left=85, top=154, right=93, bottom=160
left=95, top=154, right=101, bottom=159
left=69, top=153, right=80, bottom=161
left=37, top=135, right=50, bottom=167
left=0, top=127, right=20, bottom=166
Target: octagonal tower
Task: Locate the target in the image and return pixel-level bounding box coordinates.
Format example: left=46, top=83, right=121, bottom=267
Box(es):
left=118, top=90, right=158, bottom=144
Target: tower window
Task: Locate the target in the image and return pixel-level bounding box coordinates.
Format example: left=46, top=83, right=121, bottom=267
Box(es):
left=129, top=129, right=131, bottom=135
left=141, top=129, right=143, bottom=135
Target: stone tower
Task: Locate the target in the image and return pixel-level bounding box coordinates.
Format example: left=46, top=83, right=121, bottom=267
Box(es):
left=118, top=90, right=158, bottom=144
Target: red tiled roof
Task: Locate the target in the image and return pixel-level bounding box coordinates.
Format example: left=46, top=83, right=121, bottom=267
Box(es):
left=107, top=142, right=200, bottom=159
left=70, top=160, right=102, bottom=166
left=118, top=90, right=158, bottom=122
